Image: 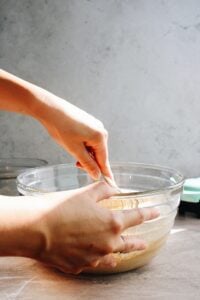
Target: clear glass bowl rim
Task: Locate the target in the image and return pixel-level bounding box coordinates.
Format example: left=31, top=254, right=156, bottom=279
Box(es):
left=0, top=158, right=48, bottom=179
left=17, top=162, right=185, bottom=197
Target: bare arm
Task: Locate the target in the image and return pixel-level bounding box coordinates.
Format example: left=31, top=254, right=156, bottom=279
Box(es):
left=0, top=69, right=40, bottom=115
left=0, top=69, right=112, bottom=179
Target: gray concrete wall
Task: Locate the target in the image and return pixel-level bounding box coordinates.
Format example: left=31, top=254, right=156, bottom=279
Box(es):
left=0, top=0, right=200, bottom=177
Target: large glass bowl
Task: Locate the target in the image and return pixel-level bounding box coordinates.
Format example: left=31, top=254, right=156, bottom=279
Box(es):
left=17, top=162, right=184, bottom=274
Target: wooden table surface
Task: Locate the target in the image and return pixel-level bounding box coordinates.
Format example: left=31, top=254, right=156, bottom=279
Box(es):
left=0, top=215, right=199, bottom=300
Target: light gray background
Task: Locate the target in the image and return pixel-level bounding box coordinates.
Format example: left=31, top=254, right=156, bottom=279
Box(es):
left=0, top=0, right=200, bottom=177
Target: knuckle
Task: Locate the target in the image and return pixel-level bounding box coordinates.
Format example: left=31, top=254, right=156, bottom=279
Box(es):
left=98, top=249, right=109, bottom=256
left=99, top=240, right=114, bottom=255
left=88, top=259, right=100, bottom=268
left=112, top=220, right=123, bottom=234
left=136, top=208, right=145, bottom=223
left=92, top=130, right=103, bottom=141
left=91, top=127, right=108, bottom=142
left=109, top=212, right=123, bottom=233
left=96, top=120, right=104, bottom=129
left=104, top=242, right=114, bottom=254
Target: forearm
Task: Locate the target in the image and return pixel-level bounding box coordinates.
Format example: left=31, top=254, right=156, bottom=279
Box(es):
left=0, top=69, right=73, bottom=122
left=0, top=195, right=46, bottom=258
left=0, top=69, right=59, bottom=120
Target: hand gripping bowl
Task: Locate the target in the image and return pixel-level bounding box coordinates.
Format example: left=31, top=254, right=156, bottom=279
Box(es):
left=17, top=163, right=184, bottom=274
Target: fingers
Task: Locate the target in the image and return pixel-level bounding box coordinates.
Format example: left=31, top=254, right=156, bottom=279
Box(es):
left=91, top=132, right=114, bottom=180
left=95, top=145, right=113, bottom=179
left=117, top=207, right=160, bottom=230
left=74, top=144, right=101, bottom=179
left=74, top=126, right=113, bottom=181
left=97, top=254, right=117, bottom=268
left=85, top=236, right=147, bottom=271
left=114, top=236, right=147, bottom=253
left=76, top=145, right=113, bottom=180
left=84, top=128, right=113, bottom=180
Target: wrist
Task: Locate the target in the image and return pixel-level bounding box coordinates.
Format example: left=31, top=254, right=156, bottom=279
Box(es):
left=0, top=196, right=47, bottom=259
left=30, top=87, right=64, bottom=122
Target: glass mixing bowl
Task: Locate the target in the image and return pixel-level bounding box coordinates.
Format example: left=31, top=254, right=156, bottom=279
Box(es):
left=17, top=162, right=184, bottom=274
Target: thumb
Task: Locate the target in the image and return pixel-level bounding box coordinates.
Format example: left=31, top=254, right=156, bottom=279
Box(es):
left=83, top=181, right=117, bottom=202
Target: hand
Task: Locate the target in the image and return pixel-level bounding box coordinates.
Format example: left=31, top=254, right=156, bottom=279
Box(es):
left=34, top=182, right=159, bottom=274
left=36, top=93, right=112, bottom=180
